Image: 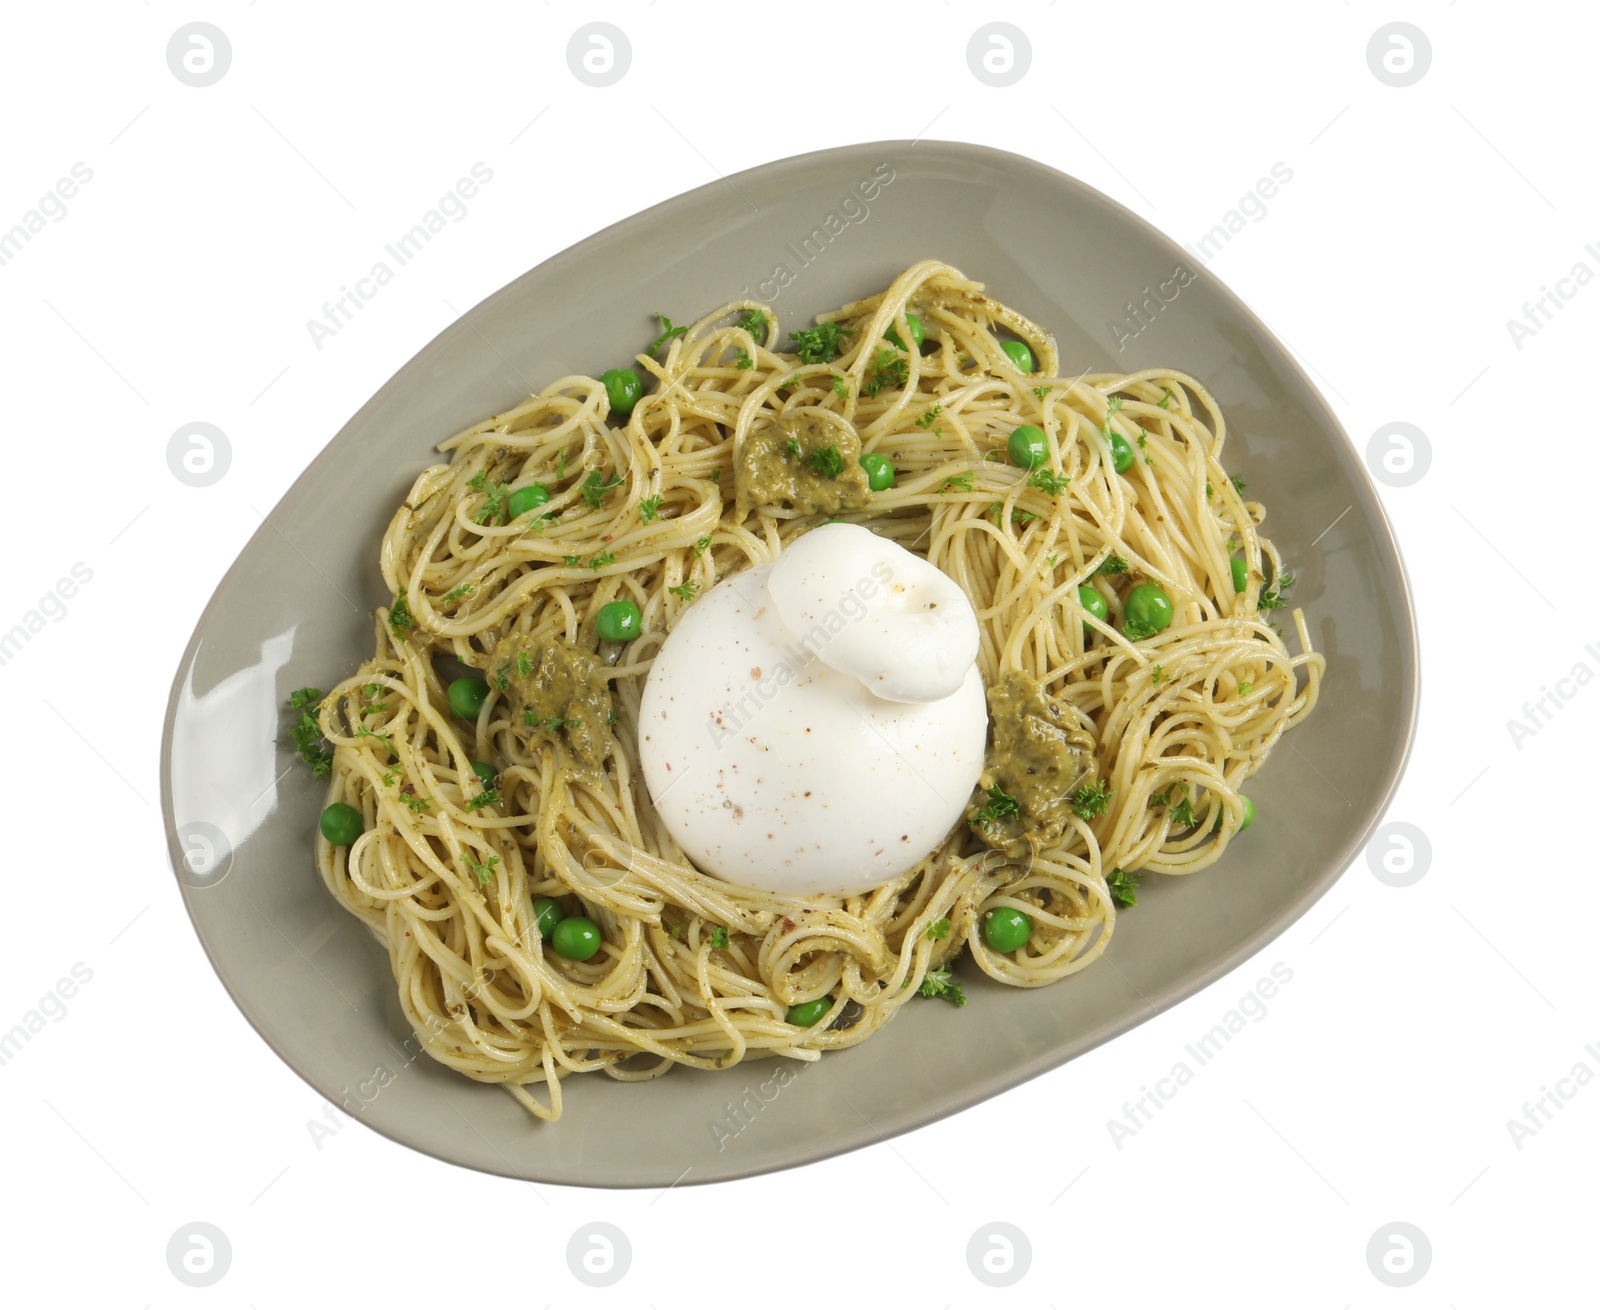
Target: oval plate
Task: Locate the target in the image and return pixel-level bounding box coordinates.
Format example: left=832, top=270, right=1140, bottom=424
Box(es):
left=161, top=140, right=1417, bottom=1188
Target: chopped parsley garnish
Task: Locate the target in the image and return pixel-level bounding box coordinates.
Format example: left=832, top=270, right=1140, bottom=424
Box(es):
left=563, top=554, right=581, bottom=567
left=1231, top=474, right=1247, bottom=494
left=784, top=435, right=802, bottom=459
left=1032, top=385, right=1052, bottom=399
left=468, top=471, right=509, bottom=525
left=589, top=549, right=616, bottom=571
left=516, top=651, right=533, bottom=678
left=862, top=346, right=908, bottom=397
left=580, top=470, right=623, bottom=509
left=918, top=969, right=967, bottom=1006
left=736, top=308, right=768, bottom=341
left=709, top=926, right=730, bottom=950
left=402, top=791, right=429, bottom=814
left=1206, top=482, right=1214, bottom=498
left=1237, top=681, right=1254, bottom=696
left=693, top=534, right=712, bottom=557
left=1106, top=396, right=1124, bottom=416
left=1107, top=867, right=1142, bottom=907
left=1148, top=782, right=1188, bottom=810
left=526, top=712, right=578, bottom=735
left=638, top=494, right=663, bottom=522
left=556, top=450, right=568, bottom=480
left=1157, top=386, right=1175, bottom=410
left=781, top=372, right=802, bottom=390
left=832, top=375, right=850, bottom=399
left=1172, top=796, right=1196, bottom=827
left=354, top=723, right=391, bottom=750
left=925, top=917, right=951, bottom=941
left=1027, top=468, right=1069, bottom=495
left=286, top=688, right=332, bottom=779
left=915, top=404, right=943, bottom=430
left=807, top=445, right=845, bottom=479
left=1070, top=779, right=1112, bottom=820
left=463, top=851, right=499, bottom=887
left=989, top=501, right=1035, bottom=526
left=1151, top=664, right=1164, bottom=685
left=733, top=348, right=754, bottom=371
left=494, top=663, right=511, bottom=692
left=443, top=583, right=472, bottom=602
left=940, top=471, right=974, bottom=494
left=464, top=787, right=499, bottom=812
left=1096, top=554, right=1129, bottom=576
left=788, top=320, right=851, bottom=364
left=648, top=311, right=688, bottom=354
left=1045, top=554, right=1059, bottom=569
left=971, top=784, right=1021, bottom=826
left=388, top=588, right=415, bottom=639
left=668, top=580, right=698, bottom=601
left=1259, top=571, right=1295, bottom=610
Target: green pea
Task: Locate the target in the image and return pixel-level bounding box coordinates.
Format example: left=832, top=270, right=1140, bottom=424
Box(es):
left=532, top=897, right=564, bottom=939
left=596, top=599, right=642, bottom=643
left=470, top=760, right=496, bottom=786
left=786, top=996, right=832, bottom=1027
left=1231, top=556, right=1248, bottom=593
left=552, top=915, right=602, bottom=961
left=1001, top=340, right=1035, bottom=373
left=884, top=312, right=923, bottom=351
left=1240, top=795, right=1255, bottom=831
left=600, top=368, right=642, bottom=417
left=319, top=801, right=363, bottom=846
left=1078, top=585, right=1109, bottom=634
left=1008, top=424, right=1048, bottom=470
left=447, top=676, right=489, bottom=719
left=983, top=905, right=1032, bottom=953
left=1107, top=430, right=1134, bottom=474
left=861, top=452, right=895, bottom=492
left=507, top=483, right=550, bottom=519
left=1122, top=583, right=1174, bottom=639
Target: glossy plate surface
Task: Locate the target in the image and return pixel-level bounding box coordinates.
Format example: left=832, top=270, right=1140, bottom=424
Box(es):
left=161, top=140, right=1417, bottom=1187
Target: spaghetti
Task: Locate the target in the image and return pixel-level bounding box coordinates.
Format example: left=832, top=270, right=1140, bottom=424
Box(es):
left=313, top=259, right=1322, bottom=1121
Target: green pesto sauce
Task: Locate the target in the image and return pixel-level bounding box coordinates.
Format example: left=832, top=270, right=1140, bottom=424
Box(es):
left=971, top=669, right=1095, bottom=850
left=736, top=412, right=873, bottom=516
left=490, top=634, right=613, bottom=771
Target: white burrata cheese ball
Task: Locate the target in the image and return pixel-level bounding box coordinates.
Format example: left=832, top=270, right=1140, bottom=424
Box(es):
left=638, top=524, right=986, bottom=897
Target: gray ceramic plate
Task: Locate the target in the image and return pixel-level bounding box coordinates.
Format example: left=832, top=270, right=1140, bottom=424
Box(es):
left=161, top=140, right=1417, bottom=1188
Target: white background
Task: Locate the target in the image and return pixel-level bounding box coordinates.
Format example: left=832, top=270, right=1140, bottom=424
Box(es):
left=2, top=2, right=1593, bottom=1305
